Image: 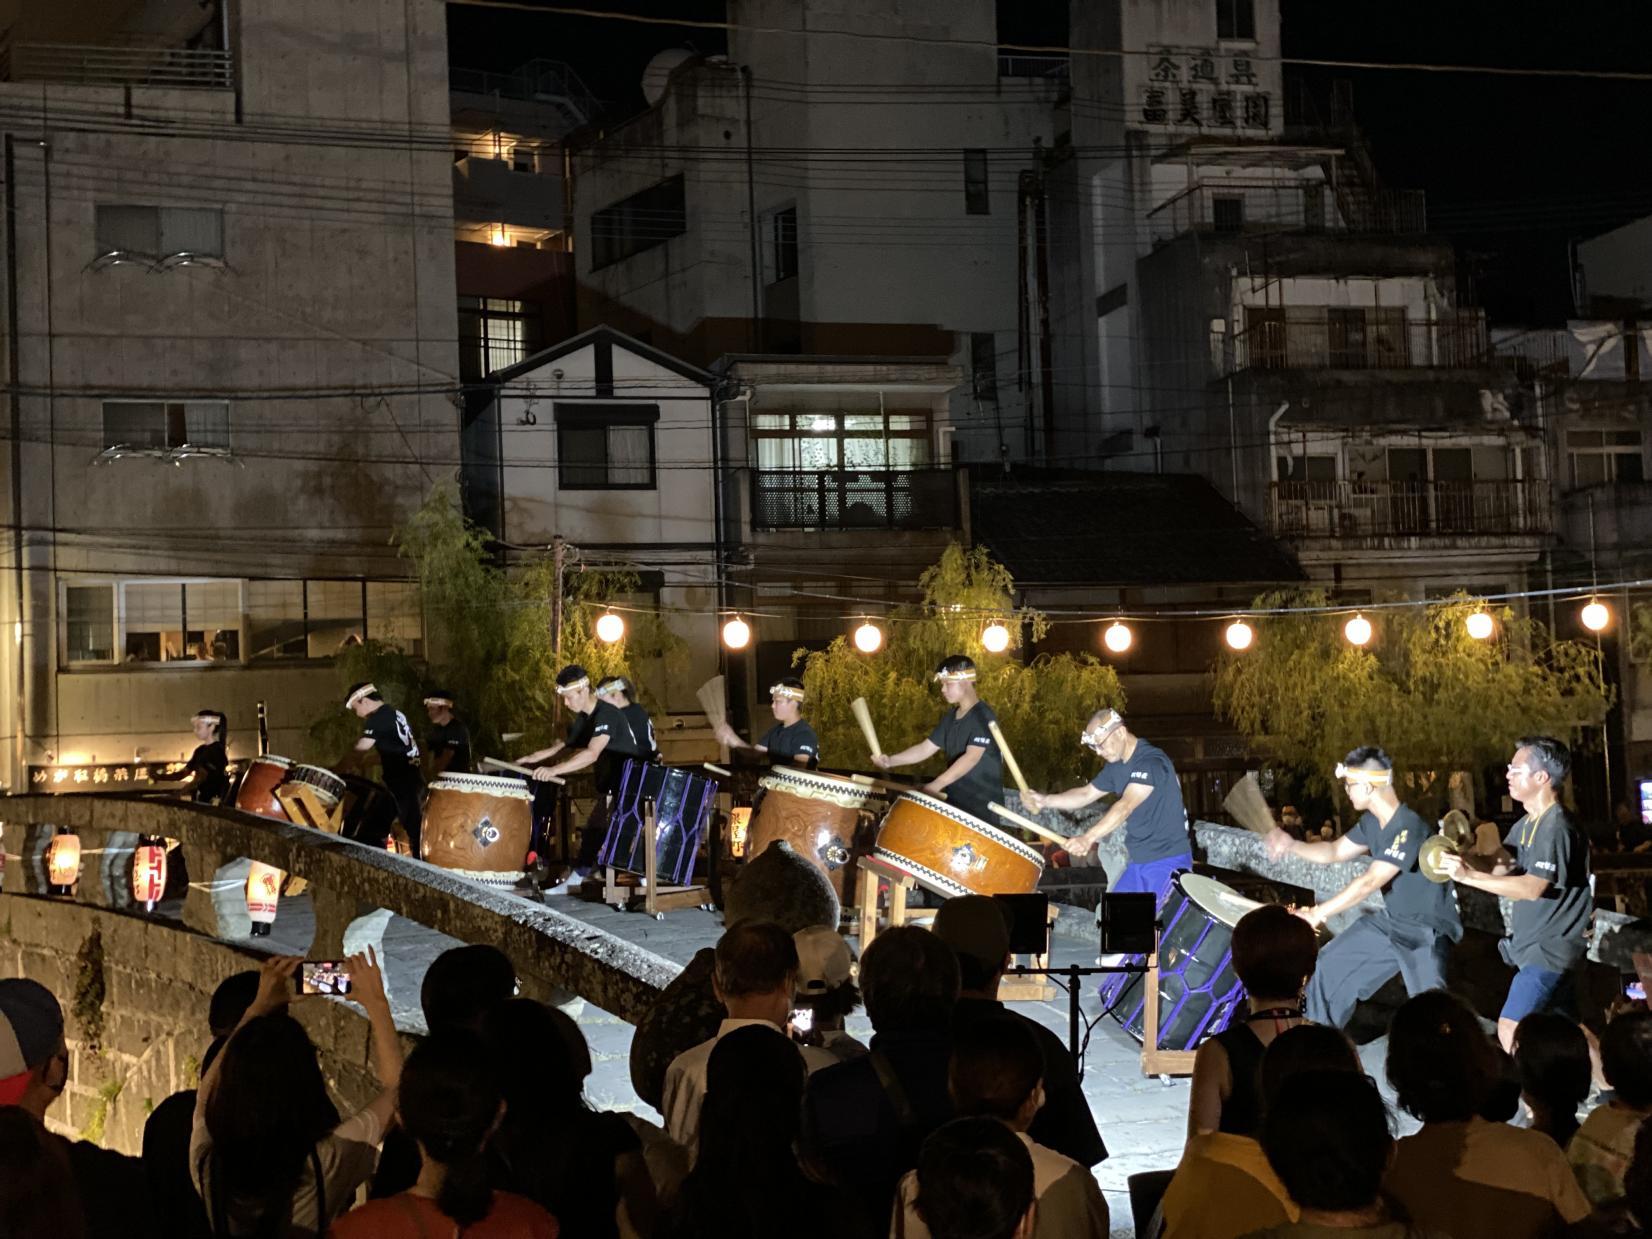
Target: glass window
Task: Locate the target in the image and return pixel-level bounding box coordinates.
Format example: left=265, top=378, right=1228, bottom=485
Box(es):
left=555, top=406, right=658, bottom=489
left=95, top=206, right=160, bottom=255
left=1568, top=429, right=1645, bottom=487
left=185, top=581, right=242, bottom=661
left=102, top=401, right=229, bottom=451
left=160, top=208, right=223, bottom=258
left=123, top=583, right=185, bottom=663
left=247, top=580, right=306, bottom=661
left=103, top=402, right=169, bottom=449
left=1217, top=0, right=1256, bottom=40
left=964, top=150, right=990, bottom=215
left=367, top=582, right=423, bottom=655
left=65, top=586, right=115, bottom=664
left=590, top=175, right=686, bottom=270
left=305, top=581, right=365, bottom=658
left=767, top=207, right=798, bottom=282
left=970, top=332, right=998, bottom=400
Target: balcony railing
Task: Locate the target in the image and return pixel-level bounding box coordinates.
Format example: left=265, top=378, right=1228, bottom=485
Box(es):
left=1231, top=310, right=1490, bottom=373
left=997, top=53, right=1070, bottom=82
left=1146, top=180, right=1427, bottom=242
left=0, top=40, right=234, bottom=90
left=1269, top=479, right=1551, bottom=540
left=753, top=468, right=957, bottom=532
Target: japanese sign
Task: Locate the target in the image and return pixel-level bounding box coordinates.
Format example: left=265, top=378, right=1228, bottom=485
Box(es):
left=1140, top=47, right=1274, bottom=132
left=27, top=759, right=228, bottom=793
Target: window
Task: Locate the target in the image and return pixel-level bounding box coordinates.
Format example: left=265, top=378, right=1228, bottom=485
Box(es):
left=767, top=207, right=798, bottom=283
left=102, top=401, right=230, bottom=452
left=1216, top=0, right=1256, bottom=40
left=1276, top=454, right=1336, bottom=482
left=458, top=297, right=541, bottom=380
left=1211, top=195, right=1244, bottom=233
left=305, top=580, right=366, bottom=659
left=555, top=404, right=658, bottom=489
left=367, top=581, right=424, bottom=655
left=970, top=332, right=998, bottom=401
left=65, top=586, right=115, bottom=664
left=117, top=582, right=242, bottom=663
left=590, top=175, right=686, bottom=270
left=753, top=409, right=932, bottom=472
left=94, top=205, right=223, bottom=260
left=246, top=580, right=306, bottom=660
left=1569, top=430, right=1645, bottom=487
left=964, top=150, right=990, bottom=215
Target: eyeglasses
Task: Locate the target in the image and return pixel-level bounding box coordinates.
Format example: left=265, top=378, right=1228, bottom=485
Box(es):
left=1506, top=764, right=1533, bottom=776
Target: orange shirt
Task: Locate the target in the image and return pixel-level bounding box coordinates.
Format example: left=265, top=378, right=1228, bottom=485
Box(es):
left=328, top=1190, right=558, bottom=1239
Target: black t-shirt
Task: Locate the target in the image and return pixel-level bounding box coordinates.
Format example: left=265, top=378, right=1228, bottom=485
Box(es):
left=1088, top=738, right=1190, bottom=863
left=426, top=717, right=472, bottom=774
left=1506, top=804, right=1592, bottom=971
left=927, top=701, right=1004, bottom=820
left=759, top=719, right=821, bottom=768
left=571, top=701, right=647, bottom=792
left=184, top=740, right=229, bottom=804
left=1348, top=804, right=1463, bottom=940
left=362, top=703, right=421, bottom=785
left=622, top=702, right=658, bottom=761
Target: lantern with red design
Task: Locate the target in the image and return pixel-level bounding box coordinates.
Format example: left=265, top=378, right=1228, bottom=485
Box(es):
left=45, top=826, right=81, bottom=893
left=132, top=836, right=168, bottom=912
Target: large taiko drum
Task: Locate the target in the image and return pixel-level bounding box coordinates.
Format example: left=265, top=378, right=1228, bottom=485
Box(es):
left=287, top=763, right=347, bottom=809
left=749, top=766, right=883, bottom=901
left=873, top=790, right=1045, bottom=899
left=234, top=755, right=293, bottom=821
left=421, top=773, right=534, bottom=886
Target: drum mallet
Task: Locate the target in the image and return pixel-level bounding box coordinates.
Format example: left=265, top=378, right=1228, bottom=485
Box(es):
left=989, top=801, right=1070, bottom=848
left=482, top=757, right=564, bottom=785
left=850, top=696, right=883, bottom=760
left=986, top=720, right=1031, bottom=797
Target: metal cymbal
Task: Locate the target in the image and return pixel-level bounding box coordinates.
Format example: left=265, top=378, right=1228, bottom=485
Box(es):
left=1439, top=809, right=1474, bottom=850
left=1418, top=834, right=1458, bottom=884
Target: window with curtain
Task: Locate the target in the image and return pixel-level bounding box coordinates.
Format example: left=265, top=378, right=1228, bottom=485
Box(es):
left=555, top=404, right=658, bottom=489
left=102, top=401, right=230, bottom=451
left=93, top=205, right=223, bottom=259
left=752, top=410, right=932, bottom=472
left=66, top=586, right=116, bottom=664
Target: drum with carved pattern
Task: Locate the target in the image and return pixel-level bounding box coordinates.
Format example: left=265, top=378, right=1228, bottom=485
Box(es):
left=749, top=766, right=883, bottom=901
left=420, top=772, right=534, bottom=886
left=873, top=790, right=1044, bottom=898
left=233, top=755, right=293, bottom=821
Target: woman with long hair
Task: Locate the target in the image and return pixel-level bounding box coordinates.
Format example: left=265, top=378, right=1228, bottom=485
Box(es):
left=191, top=952, right=400, bottom=1238
left=0, top=1105, right=86, bottom=1239
left=327, top=1032, right=556, bottom=1238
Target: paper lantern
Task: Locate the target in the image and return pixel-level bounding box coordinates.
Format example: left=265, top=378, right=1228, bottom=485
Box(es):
left=1224, top=620, right=1254, bottom=651
left=1344, top=614, right=1373, bottom=647
left=980, top=622, right=1011, bottom=653
left=245, top=861, right=284, bottom=937
left=45, top=827, right=81, bottom=890
left=1581, top=599, right=1611, bottom=632
left=727, top=806, right=752, bottom=859
left=595, top=610, right=625, bottom=644
left=132, top=837, right=167, bottom=910
left=722, top=616, right=751, bottom=650
left=1465, top=611, right=1495, bottom=640
left=853, top=620, right=883, bottom=653
left=1103, top=621, right=1133, bottom=653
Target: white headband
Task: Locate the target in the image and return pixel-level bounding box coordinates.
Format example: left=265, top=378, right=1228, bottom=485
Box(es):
left=933, top=666, right=977, bottom=683
left=1082, top=709, right=1123, bottom=751
left=1335, top=763, right=1393, bottom=786
left=596, top=677, right=628, bottom=695
left=423, top=695, right=453, bottom=708
left=770, top=683, right=806, bottom=703
left=555, top=676, right=590, bottom=696
left=344, top=684, right=377, bottom=710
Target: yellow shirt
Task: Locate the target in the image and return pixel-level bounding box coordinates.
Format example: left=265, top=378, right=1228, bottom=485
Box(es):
left=1162, top=1133, right=1298, bottom=1239
left=1388, top=1117, right=1591, bottom=1239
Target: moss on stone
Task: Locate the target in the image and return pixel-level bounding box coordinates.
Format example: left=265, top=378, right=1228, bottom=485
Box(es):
left=72, top=923, right=107, bottom=1056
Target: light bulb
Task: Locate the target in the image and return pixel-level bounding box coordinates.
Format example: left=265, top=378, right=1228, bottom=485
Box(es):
left=980, top=622, right=1011, bottom=653
left=1344, top=614, right=1373, bottom=647
left=1224, top=620, right=1254, bottom=651
left=722, top=616, right=751, bottom=650
left=1465, top=611, right=1494, bottom=641
left=595, top=611, right=625, bottom=643
left=1103, top=621, right=1133, bottom=653
left=853, top=620, right=883, bottom=653
left=1582, top=599, right=1611, bottom=632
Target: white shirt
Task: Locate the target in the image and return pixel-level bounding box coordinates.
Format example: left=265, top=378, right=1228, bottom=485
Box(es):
left=660, top=1018, right=837, bottom=1161
left=890, top=1130, right=1110, bottom=1239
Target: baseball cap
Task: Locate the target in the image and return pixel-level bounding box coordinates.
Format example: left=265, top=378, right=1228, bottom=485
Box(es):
left=0, top=978, right=65, bottom=1105
left=793, top=926, right=854, bottom=996
left=932, top=895, right=1012, bottom=967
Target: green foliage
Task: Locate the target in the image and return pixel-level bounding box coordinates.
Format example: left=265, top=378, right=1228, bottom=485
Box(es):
left=1213, top=590, right=1612, bottom=812
left=80, top=1076, right=124, bottom=1147
left=1630, top=602, right=1652, bottom=669
left=799, top=545, right=1125, bottom=788
left=72, top=923, right=106, bottom=1057
left=306, top=485, right=686, bottom=762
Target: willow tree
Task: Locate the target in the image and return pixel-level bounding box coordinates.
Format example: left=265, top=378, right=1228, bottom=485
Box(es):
left=1213, top=590, right=1612, bottom=815
left=306, top=485, right=685, bottom=761
left=798, top=545, right=1125, bottom=788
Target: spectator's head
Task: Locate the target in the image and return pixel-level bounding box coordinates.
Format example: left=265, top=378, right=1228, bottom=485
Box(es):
left=1624, top=1120, right=1652, bottom=1227
left=481, top=998, right=592, bottom=1121
left=861, top=926, right=960, bottom=1035
left=1262, top=1071, right=1393, bottom=1215
left=1514, top=1013, right=1592, bottom=1141
left=0, top=1105, right=85, bottom=1239
left=915, top=1117, right=1036, bottom=1239
left=712, top=922, right=799, bottom=1027
left=949, top=1014, right=1043, bottom=1133
left=792, top=926, right=859, bottom=1029
left=204, top=1013, right=340, bottom=1213
left=1230, top=904, right=1318, bottom=1006
left=397, top=1032, right=505, bottom=1228
left=0, top=980, right=67, bottom=1120
left=1387, top=989, right=1502, bottom=1122
left=421, top=945, right=516, bottom=1034
left=699, top=1024, right=808, bottom=1170
left=201, top=971, right=259, bottom=1076
left=1602, top=1010, right=1652, bottom=1110
left=1259, top=1023, right=1361, bottom=1114
left=932, top=896, right=1012, bottom=997
left=724, top=839, right=840, bottom=933
left=1509, top=736, right=1570, bottom=808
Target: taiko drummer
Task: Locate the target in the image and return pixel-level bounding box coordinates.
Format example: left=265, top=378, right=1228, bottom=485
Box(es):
left=1022, top=708, right=1192, bottom=903
left=715, top=676, right=820, bottom=769
left=177, top=709, right=231, bottom=804
left=874, top=655, right=1004, bottom=823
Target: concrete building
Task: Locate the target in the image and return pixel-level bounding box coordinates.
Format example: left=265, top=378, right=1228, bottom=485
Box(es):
left=0, top=0, right=459, bottom=787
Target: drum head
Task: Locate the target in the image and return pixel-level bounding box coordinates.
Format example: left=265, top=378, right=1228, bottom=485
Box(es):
left=1179, top=873, right=1263, bottom=927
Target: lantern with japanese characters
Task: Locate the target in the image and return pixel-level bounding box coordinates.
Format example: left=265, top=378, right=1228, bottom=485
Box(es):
left=45, top=826, right=81, bottom=892
left=132, top=836, right=167, bottom=911
left=245, top=861, right=283, bottom=936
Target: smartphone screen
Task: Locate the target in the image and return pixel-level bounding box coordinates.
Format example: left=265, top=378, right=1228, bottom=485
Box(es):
left=1627, top=981, right=1646, bottom=1002
left=298, top=961, right=353, bottom=996
left=790, top=1006, right=815, bottom=1034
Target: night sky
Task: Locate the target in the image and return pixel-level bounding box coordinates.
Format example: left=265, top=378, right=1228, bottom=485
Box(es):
left=447, top=0, right=1652, bottom=323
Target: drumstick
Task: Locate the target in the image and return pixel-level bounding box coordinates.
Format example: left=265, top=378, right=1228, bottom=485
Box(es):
left=703, top=762, right=732, bottom=777
left=850, top=772, right=945, bottom=800
left=989, top=801, right=1070, bottom=847
left=850, top=697, right=883, bottom=760
left=696, top=676, right=728, bottom=733
left=482, top=757, right=564, bottom=784
left=985, top=720, right=1030, bottom=796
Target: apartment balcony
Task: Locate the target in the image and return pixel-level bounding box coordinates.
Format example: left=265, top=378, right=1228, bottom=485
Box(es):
left=1230, top=309, right=1489, bottom=374
left=453, top=157, right=567, bottom=231
left=0, top=39, right=233, bottom=90
left=752, top=468, right=958, bottom=532
left=1149, top=180, right=1427, bottom=243
left=1269, top=480, right=1551, bottom=544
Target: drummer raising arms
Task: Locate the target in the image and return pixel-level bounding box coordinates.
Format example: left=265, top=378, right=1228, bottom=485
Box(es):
left=423, top=689, right=473, bottom=778
left=874, top=655, right=1004, bottom=823
left=1264, top=746, right=1462, bottom=1029
left=598, top=675, right=659, bottom=762
left=1022, top=709, right=1192, bottom=901
left=177, top=709, right=230, bottom=804
left=344, top=683, right=426, bottom=853
left=715, top=676, right=820, bottom=769
left=1440, top=736, right=1591, bottom=1051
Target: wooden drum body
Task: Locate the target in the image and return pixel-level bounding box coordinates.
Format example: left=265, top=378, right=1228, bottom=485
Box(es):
left=421, top=773, right=533, bottom=887
left=287, top=763, right=347, bottom=809
left=750, top=767, right=882, bottom=901
left=234, top=755, right=293, bottom=821
left=874, top=790, right=1045, bottom=898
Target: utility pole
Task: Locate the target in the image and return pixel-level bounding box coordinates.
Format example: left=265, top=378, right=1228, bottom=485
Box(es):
left=550, top=535, right=565, bottom=659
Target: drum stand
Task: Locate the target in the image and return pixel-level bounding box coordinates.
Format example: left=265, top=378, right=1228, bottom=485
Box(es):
left=271, top=785, right=343, bottom=896
left=597, top=799, right=711, bottom=920
left=1004, top=958, right=1186, bottom=1079
left=854, top=854, right=937, bottom=951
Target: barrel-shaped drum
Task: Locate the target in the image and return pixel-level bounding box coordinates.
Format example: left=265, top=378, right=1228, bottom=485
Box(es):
left=873, top=790, right=1044, bottom=898
left=750, top=766, right=882, bottom=901
left=287, top=763, right=347, bottom=808
left=421, top=773, right=534, bottom=886
left=234, top=755, right=293, bottom=821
